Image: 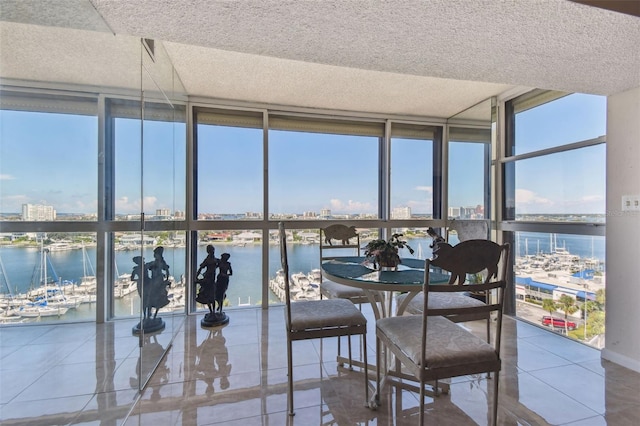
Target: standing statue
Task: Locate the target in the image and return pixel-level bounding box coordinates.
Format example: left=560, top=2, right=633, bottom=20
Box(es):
left=195, top=245, right=229, bottom=326
left=196, top=245, right=218, bottom=314
left=132, top=246, right=170, bottom=334
left=131, top=255, right=149, bottom=314
left=215, top=253, right=232, bottom=314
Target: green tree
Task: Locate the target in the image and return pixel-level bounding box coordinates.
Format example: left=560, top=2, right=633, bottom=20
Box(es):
left=582, top=300, right=599, bottom=340
left=595, top=288, right=605, bottom=310
left=557, top=294, right=579, bottom=334
left=542, top=298, right=557, bottom=330
left=588, top=310, right=606, bottom=336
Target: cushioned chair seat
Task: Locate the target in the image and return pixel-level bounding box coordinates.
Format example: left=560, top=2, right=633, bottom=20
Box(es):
left=320, top=281, right=368, bottom=300
left=377, top=315, right=499, bottom=370
left=288, top=298, right=367, bottom=331
left=320, top=281, right=381, bottom=304
left=397, top=292, right=485, bottom=315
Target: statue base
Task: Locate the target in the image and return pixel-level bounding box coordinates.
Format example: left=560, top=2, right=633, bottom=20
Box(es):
left=132, top=317, right=165, bottom=335
left=201, top=312, right=229, bottom=327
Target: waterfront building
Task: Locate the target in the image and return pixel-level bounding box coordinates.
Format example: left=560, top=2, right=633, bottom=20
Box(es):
left=21, top=203, right=55, bottom=221
left=391, top=206, right=411, bottom=219
left=448, top=206, right=461, bottom=218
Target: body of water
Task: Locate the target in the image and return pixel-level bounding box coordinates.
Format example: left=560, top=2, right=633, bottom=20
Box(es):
left=0, top=232, right=605, bottom=321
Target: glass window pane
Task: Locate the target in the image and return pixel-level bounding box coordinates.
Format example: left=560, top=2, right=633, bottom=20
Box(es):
left=114, top=118, right=142, bottom=219
left=196, top=125, right=263, bottom=218
left=269, top=131, right=378, bottom=219
left=195, top=230, right=264, bottom=309
left=114, top=114, right=186, bottom=220
left=113, top=232, right=186, bottom=318
left=514, top=231, right=605, bottom=348
left=0, top=110, right=98, bottom=220
left=391, top=137, right=433, bottom=219
left=515, top=145, right=605, bottom=220
left=271, top=226, right=381, bottom=303
left=388, top=227, right=437, bottom=260
left=0, top=232, right=97, bottom=323
left=143, top=114, right=186, bottom=220
left=114, top=105, right=186, bottom=220
left=515, top=93, right=606, bottom=155
left=448, top=141, right=486, bottom=219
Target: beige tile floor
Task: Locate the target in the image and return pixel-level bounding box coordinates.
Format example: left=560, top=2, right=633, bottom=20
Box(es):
left=1, top=305, right=639, bottom=425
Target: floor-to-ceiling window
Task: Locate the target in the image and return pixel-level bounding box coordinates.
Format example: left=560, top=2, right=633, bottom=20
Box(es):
left=0, top=93, right=99, bottom=322
left=108, top=98, right=187, bottom=320
left=268, top=115, right=383, bottom=304
left=448, top=128, right=491, bottom=220
left=502, top=90, right=607, bottom=348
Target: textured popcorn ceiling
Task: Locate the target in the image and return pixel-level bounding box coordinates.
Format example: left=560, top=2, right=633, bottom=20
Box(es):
left=1, top=0, right=639, bottom=118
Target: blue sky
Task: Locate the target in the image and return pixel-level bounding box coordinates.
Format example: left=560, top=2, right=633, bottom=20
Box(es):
left=0, top=93, right=606, bottom=216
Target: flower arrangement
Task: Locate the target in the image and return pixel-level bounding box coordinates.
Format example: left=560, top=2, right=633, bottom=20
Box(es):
left=363, top=233, right=414, bottom=270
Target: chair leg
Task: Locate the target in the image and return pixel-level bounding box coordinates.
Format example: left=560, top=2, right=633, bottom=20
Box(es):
left=419, top=378, right=425, bottom=425
left=375, top=336, right=381, bottom=406
left=287, top=337, right=295, bottom=416
left=486, top=316, right=491, bottom=343
left=362, top=331, right=369, bottom=406
left=491, top=370, right=499, bottom=426
left=486, top=317, right=492, bottom=379
left=347, top=335, right=353, bottom=369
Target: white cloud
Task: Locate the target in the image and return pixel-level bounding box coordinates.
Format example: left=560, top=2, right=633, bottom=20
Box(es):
left=0, top=174, right=16, bottom=180
left=516, top=189, right=553, bottom=206
left=581, top=195, right=604, bottom=202
left=415, top=186, right=433, bottom=193
left=115, top=196, right=158, bottom=213
left=329, top=198, right=374, bottom=213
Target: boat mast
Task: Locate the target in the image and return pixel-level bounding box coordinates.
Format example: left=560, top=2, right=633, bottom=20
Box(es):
left=0, top=254, right=14, bottom=298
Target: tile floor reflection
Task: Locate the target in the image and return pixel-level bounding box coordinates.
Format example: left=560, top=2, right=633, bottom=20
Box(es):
left=1, top=305, right=639, bottom=425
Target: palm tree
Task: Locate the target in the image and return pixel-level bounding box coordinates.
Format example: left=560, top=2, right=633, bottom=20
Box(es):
left=557, top=294, right=579, bottom=334
left=542, top=298, right=557, bottom=330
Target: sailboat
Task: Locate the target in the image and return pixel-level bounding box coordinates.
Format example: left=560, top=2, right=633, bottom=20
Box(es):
left=71, top=244, right=97, bottom=303
left=19, top=243, right=70, bottom=318
left=114, top=261, right=137, bottom=298
left=0, top=255, right=29, bottom=322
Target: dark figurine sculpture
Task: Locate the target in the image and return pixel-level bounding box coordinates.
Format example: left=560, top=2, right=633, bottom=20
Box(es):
left=196, top=244, right=218, bottom=313
left=215, top=253, right=232, bottom=314
left=131, top=255, right=148, bottom=310
left=426, top=226, right=446, bottom=248
left=132, top=246, right=170, bottom=334
left=196, top=245, right=230, bottom=326
left=430, top=239, right=507, bottom=285
left=323, top=224, right=358, bottom=245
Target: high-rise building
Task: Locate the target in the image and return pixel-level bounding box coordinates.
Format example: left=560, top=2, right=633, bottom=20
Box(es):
left=391, top=206, right=411, bottom=219
left=21, top=204, right=56, bottom=221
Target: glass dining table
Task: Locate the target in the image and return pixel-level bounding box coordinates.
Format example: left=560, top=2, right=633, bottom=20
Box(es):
left=320, top=256, right=449, bottom=320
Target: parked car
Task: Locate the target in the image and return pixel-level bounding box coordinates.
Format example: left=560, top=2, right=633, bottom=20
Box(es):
left=542, top=316, right=577, bottom=330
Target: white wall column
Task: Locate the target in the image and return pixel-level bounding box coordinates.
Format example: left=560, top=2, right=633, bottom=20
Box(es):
left=603, top=85, right=640, bottom=372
